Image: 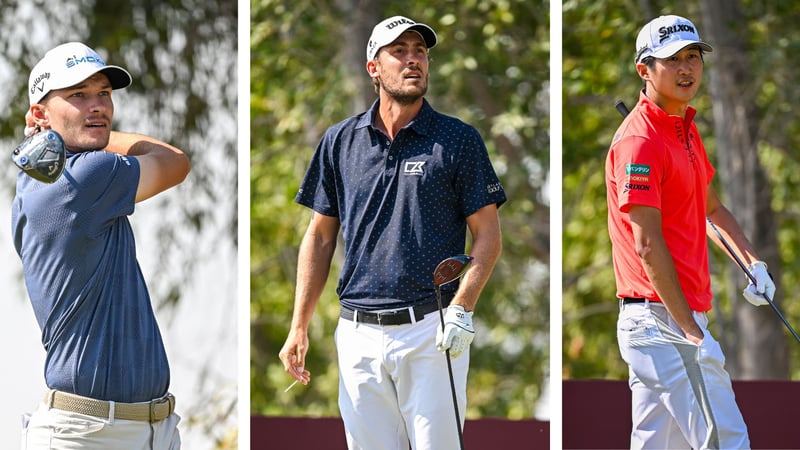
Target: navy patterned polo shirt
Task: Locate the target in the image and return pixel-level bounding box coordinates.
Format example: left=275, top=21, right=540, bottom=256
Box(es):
left=296, top=99, right=506, bottom=310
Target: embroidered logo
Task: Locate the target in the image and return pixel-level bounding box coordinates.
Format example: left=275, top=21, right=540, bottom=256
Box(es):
left=404, top=161, right=425, bottom=176
left=625, top=164, right=650, bottom=175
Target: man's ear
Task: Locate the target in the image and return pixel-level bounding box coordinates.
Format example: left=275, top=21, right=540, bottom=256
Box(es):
left=636, top=62, right=650, bottom=81
left=29, top=104, right=50, bottom=128
left=366, top=59, right=379, bottom=79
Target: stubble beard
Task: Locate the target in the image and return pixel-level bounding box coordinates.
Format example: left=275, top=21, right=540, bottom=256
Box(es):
left=380, top=76, right=428, bottom=105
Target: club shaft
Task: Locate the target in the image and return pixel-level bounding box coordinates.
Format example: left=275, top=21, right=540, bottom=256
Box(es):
left=445, top=349, right=465, bottom=450
left=706, top=218, right=800, bottom=344
left=435, top=286, right=465, bottom=449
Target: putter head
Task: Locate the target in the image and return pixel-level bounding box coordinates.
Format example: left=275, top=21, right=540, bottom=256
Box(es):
left=12, top=129, right=66, bottom=183
left=433, top=254, right=474, bottom=287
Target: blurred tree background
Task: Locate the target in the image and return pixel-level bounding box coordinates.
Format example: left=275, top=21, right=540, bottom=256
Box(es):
left=0, top=1, right=237, bottom=448
left=564, top=0, right=800, bottom=382
left=250, top=0, right=550, bottom=420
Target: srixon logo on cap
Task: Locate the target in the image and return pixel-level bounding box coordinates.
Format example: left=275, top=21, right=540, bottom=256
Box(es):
left=385, top=17, right=414, bottom=30
left=658, top=23, right=696, bottom=43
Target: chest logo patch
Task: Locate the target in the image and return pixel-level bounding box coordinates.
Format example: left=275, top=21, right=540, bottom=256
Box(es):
left=404, top=161, right=425, bottom=176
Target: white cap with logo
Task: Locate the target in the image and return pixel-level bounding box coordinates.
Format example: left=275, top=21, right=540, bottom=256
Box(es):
left=28, top=42, right=132, bottom=105
left=366, top=16, right=437, bottom=61
left=635, top=15, right=713, bottom=63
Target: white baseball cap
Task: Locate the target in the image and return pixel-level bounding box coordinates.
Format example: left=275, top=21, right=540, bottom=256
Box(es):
left=635, top=15, right=713, bottom=63
left=366, top=16, right=437, bottom=61
left=28, top=42, right=132, bottom=105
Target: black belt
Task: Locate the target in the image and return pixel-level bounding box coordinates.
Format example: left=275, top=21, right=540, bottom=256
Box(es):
left=340, top=300, right=441, bottom=326
left=622, top=297, right=647, bottom=304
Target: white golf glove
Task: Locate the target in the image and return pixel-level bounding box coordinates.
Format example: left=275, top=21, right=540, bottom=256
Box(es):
left=742, top=261, right=774, bottom=307
left=436, top=304, right=475, bottom=359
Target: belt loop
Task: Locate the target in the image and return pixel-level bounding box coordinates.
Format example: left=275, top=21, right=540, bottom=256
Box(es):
left=46, top=390, right=55, bottom=410
left=107, top=400, right=115, bottom=424
left=408, top=306, right=417, bottom=324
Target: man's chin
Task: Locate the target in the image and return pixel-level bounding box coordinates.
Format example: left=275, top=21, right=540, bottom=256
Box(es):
left=388, top=88, right=427, bottom=105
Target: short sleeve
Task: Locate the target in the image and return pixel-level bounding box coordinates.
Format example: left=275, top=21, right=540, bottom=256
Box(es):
left=455, top=127, right=507, bottom=216
left=611, top=136, right=663, bottom=213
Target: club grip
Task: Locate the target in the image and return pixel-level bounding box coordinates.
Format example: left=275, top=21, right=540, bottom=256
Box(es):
left=615, top=100, right=630, bottom=118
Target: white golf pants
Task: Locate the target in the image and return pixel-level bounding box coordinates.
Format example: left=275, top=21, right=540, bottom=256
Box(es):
left=335, top=311, right=469, bottom=450
left=21, top=403, right=181, bottom=449
left=617, top=300, right=750, bottom=450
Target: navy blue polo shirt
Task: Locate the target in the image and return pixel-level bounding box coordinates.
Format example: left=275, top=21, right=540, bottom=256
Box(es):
left=296, top=99, right=506, bottom=310
left=12, top=150, right=170, bottom=403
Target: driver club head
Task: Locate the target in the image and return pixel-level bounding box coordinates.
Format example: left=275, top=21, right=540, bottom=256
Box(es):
left=12, top=129, right=66, bottom=183
left=433, top=254, right=474, bottom=287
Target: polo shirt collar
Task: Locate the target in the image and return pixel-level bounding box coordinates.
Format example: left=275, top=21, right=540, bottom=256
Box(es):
left=638, top=90, right=697, bottom=125
left=357, top=98, right=434, bottom=136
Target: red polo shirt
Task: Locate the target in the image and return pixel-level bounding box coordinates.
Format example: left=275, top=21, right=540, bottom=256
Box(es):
left=605, top=92, right=715, bottom=312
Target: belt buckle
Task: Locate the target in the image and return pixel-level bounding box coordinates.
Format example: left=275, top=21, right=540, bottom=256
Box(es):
left=376, top=309, right=406, bottom=325
left=376, top=311, right=390, bottom=325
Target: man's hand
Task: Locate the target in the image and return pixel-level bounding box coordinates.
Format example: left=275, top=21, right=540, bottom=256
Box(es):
left=278, top=330, right=311, bottom=385
left=742, top=261, right=775, bottom=306
left=24, top=109, right=38, bottom=137
left=436, top=305, right=475, bottom=358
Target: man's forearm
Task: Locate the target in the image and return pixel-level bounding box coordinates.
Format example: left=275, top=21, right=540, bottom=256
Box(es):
left=452, top=213, right=502, bottom=312
left=630, top=206, right=702, bottom=342
left=638, top=236, right=701, bottom=337
left=290, top=226, right=337, bottom=331
left=707, top=206, right=761, bottom=266
left=106, top=131, right=185, bottom=158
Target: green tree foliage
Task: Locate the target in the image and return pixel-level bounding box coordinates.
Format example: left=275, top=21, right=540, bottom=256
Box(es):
left=564, top=0, right=800, bottom=380
left=251, top=0, right=549, bottom=419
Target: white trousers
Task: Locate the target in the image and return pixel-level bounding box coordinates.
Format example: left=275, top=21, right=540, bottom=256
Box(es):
left=617, top=301, right=750, bottom=450
left=335, top=311, right=469, bottom=450
left=21, top=402, right=181, bottom=450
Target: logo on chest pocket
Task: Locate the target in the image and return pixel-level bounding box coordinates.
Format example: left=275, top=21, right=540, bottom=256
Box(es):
left=403, top=161, right=426, bottom=176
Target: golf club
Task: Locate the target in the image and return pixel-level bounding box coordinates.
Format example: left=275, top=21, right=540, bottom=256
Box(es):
left=433, top=254, right=473, bottom=450
left=12, top=128, right=66, bottom=183
left=615, top=100, right=800, bottom=344
left=706, top=218, right=800, bottom=344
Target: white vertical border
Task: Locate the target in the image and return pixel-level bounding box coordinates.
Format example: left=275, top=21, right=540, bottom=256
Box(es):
left=238, top=0, right=251, bottom=448
left=549, top=1, right=563, bottom=449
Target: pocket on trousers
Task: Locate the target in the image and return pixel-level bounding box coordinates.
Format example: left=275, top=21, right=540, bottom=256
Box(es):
left=617, top=314, right=657, bottom=343
left=50, top=411, right=107, bottom=438
left=697, top=328, right=726, bottom=364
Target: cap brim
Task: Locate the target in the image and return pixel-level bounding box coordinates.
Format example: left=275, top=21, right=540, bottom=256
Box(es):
left=100, top=66, right=133, bottom=90
left=650, top=40, right=713, bottom=59
left=407, top=24, right=437, bottom=50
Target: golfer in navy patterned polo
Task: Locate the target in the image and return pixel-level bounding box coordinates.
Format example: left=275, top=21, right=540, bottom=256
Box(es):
left=279, top=15, right=506, bottom=450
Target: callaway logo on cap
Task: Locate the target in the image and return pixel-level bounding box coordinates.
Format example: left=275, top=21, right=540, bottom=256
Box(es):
left=366, top=15, right=437, bottom=61
left=28, top=42, right=132, bottom=105
left=635, top=15, right=713, bottom=63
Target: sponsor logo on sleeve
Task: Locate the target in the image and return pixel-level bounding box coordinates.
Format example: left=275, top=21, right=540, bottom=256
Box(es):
left=487, top=182, right=503, bottom=194
left=625, top=164, right=650, bottom=175
left=623, top=164, right=651, bottom=193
